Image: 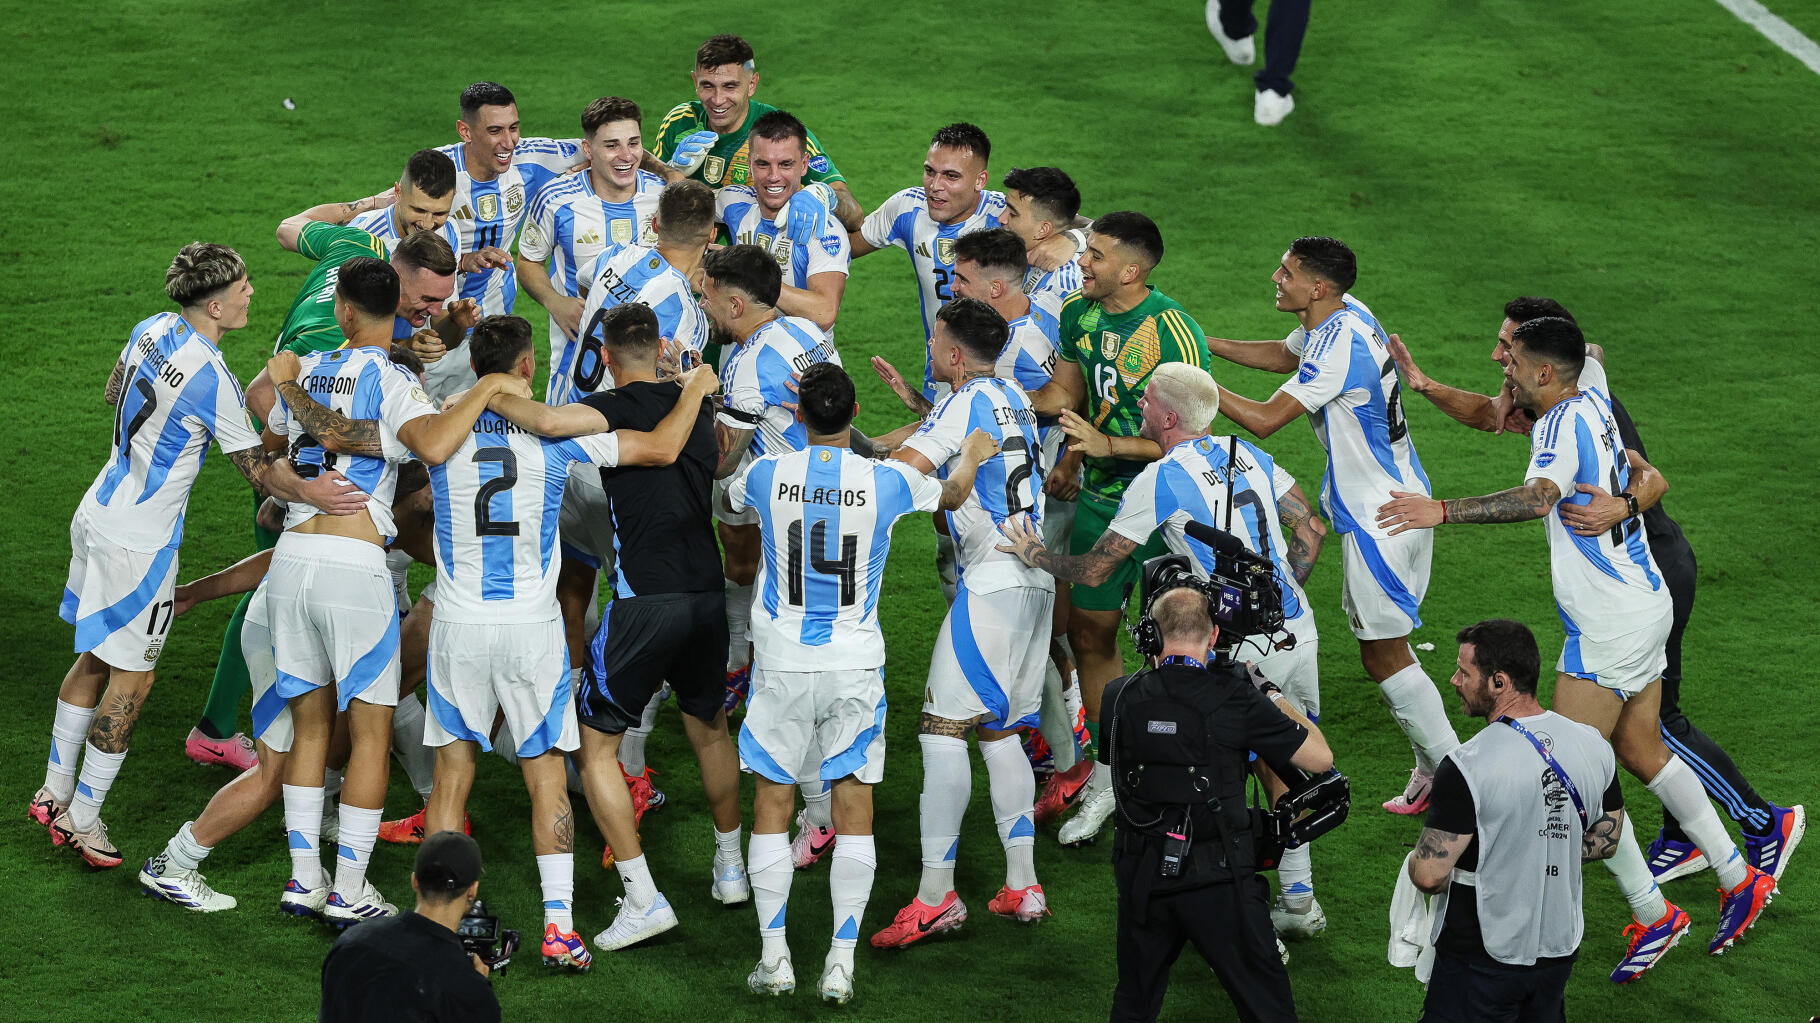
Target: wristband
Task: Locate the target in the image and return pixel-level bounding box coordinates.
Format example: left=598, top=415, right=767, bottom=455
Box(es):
left=1621, top=492, right=1639, bottom=518
left=1439, top=501, right=1448, bottom=524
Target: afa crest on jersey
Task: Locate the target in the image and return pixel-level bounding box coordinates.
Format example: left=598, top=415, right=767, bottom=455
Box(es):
left=770, top=237, right=795, bottom=268
left=1118, top=317, right=1163, bottom=385
left=476, top=193, right=500, bottom=222
left=611, top=219, right=634, bottom=244
left=935, top=237, right=956, bottom=264
left=505, top=184, right=524, bottom=215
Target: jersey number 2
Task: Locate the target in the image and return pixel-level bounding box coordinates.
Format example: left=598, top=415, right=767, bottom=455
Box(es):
left=787, top=519, right=857, bottom=607
left=473, top=447, right=520, bottom=536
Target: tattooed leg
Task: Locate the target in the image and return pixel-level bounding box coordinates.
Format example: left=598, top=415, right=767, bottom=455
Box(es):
left=87, top=669, right=156, bottom=753
left=522, top=750, right=573, bottom=856
left=426, top=740, right=478, bottom=836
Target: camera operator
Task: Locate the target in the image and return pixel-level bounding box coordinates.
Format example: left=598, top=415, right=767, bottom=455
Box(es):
left=320, top=832, right=501, bottom=1023
left=1105, top=586, right=1332, bottom=1023
left=1408, top=620, right=1623, bottom=1022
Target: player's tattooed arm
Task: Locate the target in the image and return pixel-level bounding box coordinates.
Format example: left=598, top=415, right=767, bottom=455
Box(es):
left=1582, top=808, right=1624, bottom=862
left=715, top=423, right=757, bottom=480
left=225, top=446, right=273, bottom=495
left=271, top=380, right=385, bottom=457
left=104, top=359, right=125, bottom=405
left=1277, top=483, right=1328, bottom=585
left=1444, top=479, right=1560, bottom=524
left=1408, top=827, right=1473, bottom=894
left=274, top=187, right=394, bottom=251
left=995, top=514, right=1136, bottom=586
left=918, top=713, right=978, bottom=739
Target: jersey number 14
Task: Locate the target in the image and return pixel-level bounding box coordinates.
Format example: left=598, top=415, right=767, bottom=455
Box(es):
left=786, top=519, right=857, bottom=607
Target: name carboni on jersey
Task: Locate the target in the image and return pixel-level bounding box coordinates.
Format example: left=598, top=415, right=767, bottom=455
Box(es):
left=301, top=372, right=362, bottom=397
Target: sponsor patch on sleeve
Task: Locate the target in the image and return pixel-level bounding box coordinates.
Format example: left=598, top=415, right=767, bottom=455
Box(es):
left=808, top=154, right=830, bottom=173
left=1534, top=452, right=1556, bottom=468
left=1297, top=361, right=1320, bottom=384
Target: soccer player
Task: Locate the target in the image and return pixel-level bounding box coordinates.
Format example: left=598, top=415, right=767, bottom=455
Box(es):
left=652, top=34, right=863, bottom=230
left=1000, top=166, right=1086, bottom=316
left=714, top=109, right=850, bottom=333
left=432, top=82, right=584, bottom=394
left=485, top=303, right=746, bottom=953
left=862, top=298, right=1057, bottom=946
left=1211, top=237, right=1461, bottom=816
left=1377, top=316, right=1779, bottom=977
left=851, top=122, right=1006, bottom=400
left=31, top=243, right=336, bottom=867
left=1023, top=212, right=1212, bottom=847
left=726, top=362, right=996, bottom=1001
left=702, top=246, right=842, bottom=726
left=260, top=258, right=527, bottom=926
left=519, top=96, right=667, bottom=364
left=1388, top=298, right=1804, bottom=885
left=347, top=149, right=463, bottom=259
left=416, top=315, right=717, bottom=970
left=996, top=364, right=1331, bottom=935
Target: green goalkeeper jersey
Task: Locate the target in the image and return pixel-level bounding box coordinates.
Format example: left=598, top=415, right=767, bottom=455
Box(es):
left=1058, top=286, right=1210, bottom=500
left=274, top=221, right=391, bottom=356
left=653, top=99, right=844, bottom=190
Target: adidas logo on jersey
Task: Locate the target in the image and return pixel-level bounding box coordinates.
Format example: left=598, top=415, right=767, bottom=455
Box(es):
left=916, top=242, right=931, bottom=258
left=452, top=204, right=474, bottom=221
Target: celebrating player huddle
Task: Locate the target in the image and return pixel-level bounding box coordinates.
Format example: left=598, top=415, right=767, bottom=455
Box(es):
left=32, top=30, right=1803, bottom=1017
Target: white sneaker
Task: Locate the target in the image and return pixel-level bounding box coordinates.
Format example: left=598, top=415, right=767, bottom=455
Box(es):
left=280, top=878, right=330, bottom=918
left=748, top=953, right=796, bottom=996
left=140, top=853, right=237, bottom=912
left=1204, top=0, right=1256, bottom=65
left=711, top=854, right=751, bottom=905
left=1058, top=775, right=1115, bottom=846
left=324, top=880, right=398, bottom=928
left=818, top=960, right=854, bottom=1004
left=791, top=809, right=838, bottom=869
left=1271, top=893, right=1327, bottom=939
left=1255, top=89, right=1295, bottom=127
left=595, top=893, right=679, bottom=951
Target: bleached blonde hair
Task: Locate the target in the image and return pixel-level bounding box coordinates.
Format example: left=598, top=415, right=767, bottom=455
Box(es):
left=1146, top=363, right=1220, bottom=432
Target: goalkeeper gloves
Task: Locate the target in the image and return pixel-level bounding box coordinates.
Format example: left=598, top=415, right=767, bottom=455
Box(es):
left=666, top=129, right=718, bottom=173
left=772, top=182, right=839, bottom=240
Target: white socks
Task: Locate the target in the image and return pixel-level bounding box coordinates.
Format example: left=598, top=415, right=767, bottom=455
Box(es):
left=917, top=734, right=970, bottom=904
left=1376, top=661, right=1459, bottom=772
left=68, top=742, right=126, bottom=830
left=283, top=784, right=326, bottom=889
left=44, top=699, right=94, bottom=802
left=619, top=685, right=669, bottom=776
left=828, top=835, right=876, bottom=972
left=750, top=832, right=794, bottom=960
left=165, top=820, right=213, bottom=872
left=1647, top=755, right=1748, bottom=890
left=725, top=580, right=753, bottom=673
left=980, top=734, right=1038, bottom=889
left=615, top=852, right=658, bottom=912
left=537, top=852, right=575, bottom=931
left=1603, top=814, right=1670, bottom=923
left=803, top=781, right=834, bottom=829
left=1278, top=844, right=1314, bottom=900
left=1037, top=661, right=1077, bottom=772
left=390, top=695, right=435, bottom=800
left=715, top=825, right=744, bottom=862
left=334, top=804, right=383, bottom=899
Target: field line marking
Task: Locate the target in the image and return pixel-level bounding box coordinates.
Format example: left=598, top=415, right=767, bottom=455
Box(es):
left=1714, top=0, right=1820, bottom=74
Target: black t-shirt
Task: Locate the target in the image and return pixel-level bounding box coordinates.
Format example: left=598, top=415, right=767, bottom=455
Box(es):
left=1425, top=756, right=1625, bottom=968
left=1606, top=390, right=1690, bottom=564
left=1105, top=662, right=1308, bottom=894
left=580, top=380, right=722, bottom=596
left=319, top=911, right=499, bottom=1023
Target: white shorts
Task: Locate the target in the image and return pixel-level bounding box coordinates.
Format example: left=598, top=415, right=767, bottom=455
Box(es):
left=558, top=475, right=618, bottom=572
left=267, top=532, right=401, bottom=710
left=1340, top=529, right=1432, bottom=641
left=60, top=514, right=179, bottom=671
left=423, top=617, right=578, bottom=757
left=740, top=667, right=887, bottom=785
left=713, top=474, right=759, bottom=526
left=926, top=584, right=1055, bottom=730
left=1237, top=611, right=1321, bottom=720
left=1559, top=606, right=1671, bottom=697
left=242, top=583, right=293, bottom=754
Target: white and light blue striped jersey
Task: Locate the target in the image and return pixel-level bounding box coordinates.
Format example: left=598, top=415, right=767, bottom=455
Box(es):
left=266, top=345, right=438, bottom=539
left=520, top=170, right=665, bottom=351
left=1276, top=295, right=1430, bottom=539
left=728, top=447, right=942, bottom=669
left=347, top=206, right=461, bottom=262
left=901, top=376, right=1049, bottom=595
left=716, top=184, right=851, bottom=291
left=427, top=411, right=620, bottom=624
left=1526, top=357, right=1669, bottom=644
left=1022, top=233, right=1085, bottom=318
left=716, top=316, right=842, bottom=456
left=1108, top=435, right=1312, bottom=629
left=79, top=312, right=262, bottom=554
left=550, top=242, right=709, bottom=405
left=435, top=137, right=582, bottom=317
left=1000, top=303, right=1061, bottom=449
left=859, top=187, right=1006, bottom=396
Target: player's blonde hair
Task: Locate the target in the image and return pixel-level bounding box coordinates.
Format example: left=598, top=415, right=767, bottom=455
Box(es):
left=165, top=242, right=246, bottom=307
left=1146, top=363, right=1220, bottom=432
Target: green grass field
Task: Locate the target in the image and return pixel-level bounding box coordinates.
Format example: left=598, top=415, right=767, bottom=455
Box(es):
left=6, top=1, right=1819, bottom=1019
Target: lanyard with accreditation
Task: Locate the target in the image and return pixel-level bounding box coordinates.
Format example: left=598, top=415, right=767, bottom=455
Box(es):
left=1497, top=715, right=1588, bottom=831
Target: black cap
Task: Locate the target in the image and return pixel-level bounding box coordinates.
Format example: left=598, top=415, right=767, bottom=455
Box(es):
left=415, top=831, right=483, bottom=892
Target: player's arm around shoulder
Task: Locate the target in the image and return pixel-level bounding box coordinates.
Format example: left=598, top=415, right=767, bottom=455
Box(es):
left=850, top=187, right=917, bottom=258
left=1277, top=480, right=1328, bottom=585
left=398, top=374, right=525, bottom=466
left=265, top=353, right=387, bottom=459
left=613, top=365, right=719, bottom=467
